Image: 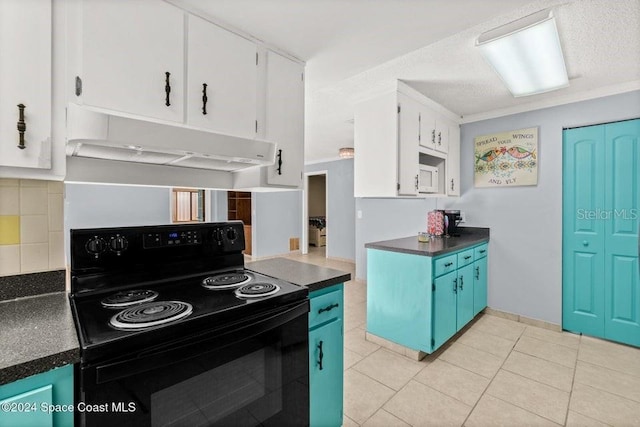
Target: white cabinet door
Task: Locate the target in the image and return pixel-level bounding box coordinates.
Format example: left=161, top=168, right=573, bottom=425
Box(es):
left=447, top=123, right=461, bottom=196
left=80, top=0, right=184, bottom=122
left=397, top=94, right=419, bottom=196
left=187, top=15, right=257, bottom=138
left=435, top=117, right=450, bottom=154
left=419, top=106, right=437, bottom=151
left=0, top=0, right=51, bottom=169
left=265, top=51, right=304, bottom=187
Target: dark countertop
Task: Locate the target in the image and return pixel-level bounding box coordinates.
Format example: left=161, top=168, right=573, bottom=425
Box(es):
left=365, top=227, right=490, bottom=257
left=0, top=292, right=80, bottom=385
left=246, top=258, right=351, bottom=293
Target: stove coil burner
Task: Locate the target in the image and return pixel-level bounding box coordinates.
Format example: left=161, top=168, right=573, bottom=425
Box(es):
left=235, top=283, right=280, bottom=299
left=109, top=301, right=193, bottom=330
left=202, top=273, right=251, bottom=290
left=101, top=289, right=159, bottom=308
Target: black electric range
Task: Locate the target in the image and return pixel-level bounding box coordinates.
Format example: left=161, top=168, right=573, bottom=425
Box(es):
left=69, top=222, right=310, bottom=427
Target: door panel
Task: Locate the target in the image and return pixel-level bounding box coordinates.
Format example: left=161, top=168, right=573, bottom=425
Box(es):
left=309, top=319, right=343, bottom=427
left=433, top=271, right=457, bottom=350
left=473, top=257, right=487, bottom=316
left=604, top=119, right=640, bottom=346
left=397, top=94, right=419, bottom=196
left=457, top=264, right=474, bottom=328
left=563, top=127, right=605, bottom=335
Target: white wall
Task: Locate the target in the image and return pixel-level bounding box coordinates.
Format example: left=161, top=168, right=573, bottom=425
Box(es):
left=252, top=191, right=302, bottom=258
left=306, top=159, right=356, bottom=261
left=356, top=90, right=640, bottom=325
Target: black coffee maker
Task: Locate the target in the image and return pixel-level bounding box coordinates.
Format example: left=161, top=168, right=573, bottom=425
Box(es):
left=444, top=210, right=462, bottom=236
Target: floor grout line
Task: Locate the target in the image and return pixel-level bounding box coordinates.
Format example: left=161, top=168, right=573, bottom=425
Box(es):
left=460, top=324, right=527, bottom=426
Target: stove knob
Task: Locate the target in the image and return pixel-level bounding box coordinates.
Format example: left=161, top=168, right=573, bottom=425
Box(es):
left=85, top=237, right=106, bottom=258
left=109, top=236, right=129, bottom=255
left=213, top=228, right=224, bottom=245
left=226, top=228, right=238, bottom=242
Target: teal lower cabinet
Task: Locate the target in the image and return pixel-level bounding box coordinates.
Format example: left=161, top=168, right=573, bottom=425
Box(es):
left=473, top=250, right=488, bottom=316
left=308, top=284, right=344, bottom=427
left=368, top=243, right=488, bottom=353
left=0, top=365, right=73, bottom=427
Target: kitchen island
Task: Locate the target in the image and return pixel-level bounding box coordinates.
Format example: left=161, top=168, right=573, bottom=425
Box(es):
left=365, top=227, right=489, bottom=357
left=247, top=257, right=351, bottom=427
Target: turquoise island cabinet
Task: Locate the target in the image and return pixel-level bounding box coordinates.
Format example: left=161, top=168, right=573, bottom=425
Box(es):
left=308, top=284, right=344, bottom=427
left=0, top=365, right=73, bottom=427
left=366, top=231, right=489, bottom=354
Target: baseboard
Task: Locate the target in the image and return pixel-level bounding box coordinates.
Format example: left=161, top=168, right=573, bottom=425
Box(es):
left=483, top=307, right=562, bottom=332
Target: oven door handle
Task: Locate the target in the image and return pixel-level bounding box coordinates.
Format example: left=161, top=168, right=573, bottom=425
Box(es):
left=94, top=300, right=309, bottom=384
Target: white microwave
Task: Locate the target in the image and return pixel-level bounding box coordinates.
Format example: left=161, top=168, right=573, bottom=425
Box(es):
left=418, top=164, right=439, bottom=193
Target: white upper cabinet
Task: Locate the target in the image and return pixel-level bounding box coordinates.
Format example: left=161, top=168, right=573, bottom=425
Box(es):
left=419, top=106, right=437, bottom=151
left=447, top=123, right=461, bottom=196
left=435, top=117, right=450, bottom=154
left=398, top=93, right=420, bottom=196
left=79, top=0, right=184, bottom=122
left=354, top=82, right=460, bottom=198
left=264, top=50, right=304, bottom=187
left=187, top=15, right=257, bottom=138
left=0, top=0, right=51, bottom=171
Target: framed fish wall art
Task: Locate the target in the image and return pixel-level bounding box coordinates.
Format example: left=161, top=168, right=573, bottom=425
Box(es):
left=474, top=127, right=538, bottom=187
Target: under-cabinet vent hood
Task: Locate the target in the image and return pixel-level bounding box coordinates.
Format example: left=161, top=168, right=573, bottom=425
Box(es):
left=66, top=105, right=276, bottom=172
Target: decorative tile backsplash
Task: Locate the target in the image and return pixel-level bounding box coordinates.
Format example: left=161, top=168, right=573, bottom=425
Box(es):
left=0, top=179, right=64, bottom=277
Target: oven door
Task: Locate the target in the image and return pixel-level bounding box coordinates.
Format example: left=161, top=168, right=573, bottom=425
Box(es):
left=77, top=301, right=309, bottom=427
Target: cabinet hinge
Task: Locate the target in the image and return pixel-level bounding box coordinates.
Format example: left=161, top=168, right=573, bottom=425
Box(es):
left=397, top=183, right=400, bottom=191
left=256, top=52, right=259, bottom=65
left=432, top=282, right=435, bottom=292
left=75, top=76, right=82, bottom=96
left=431, top=338, right=435, bottom=348
left=397, top=105, right=401, bottom=114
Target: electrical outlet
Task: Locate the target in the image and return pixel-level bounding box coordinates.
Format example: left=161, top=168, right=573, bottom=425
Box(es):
left=459, top=211, right=466, bottom=223
left=357, top=210, right=362, bottom=219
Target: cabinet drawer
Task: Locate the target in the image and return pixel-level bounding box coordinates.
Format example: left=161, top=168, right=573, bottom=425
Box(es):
left=309, top=288, right=343, bottom=328
left=474, top=244, right=488, bottom=259
left=457, top=249, right=475, bottom=267
left=434, top=254, right=457, bottom=277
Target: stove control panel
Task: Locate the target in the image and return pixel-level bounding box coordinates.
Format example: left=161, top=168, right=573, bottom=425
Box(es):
left=71, top=222, right=246, bottom=270
left=143, top=230, right=201, bottom=248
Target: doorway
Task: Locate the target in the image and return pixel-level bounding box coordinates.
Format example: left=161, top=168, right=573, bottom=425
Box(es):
left=303, top=171, right=328, bottom=257
left=227, top=191, right=252, bottom=255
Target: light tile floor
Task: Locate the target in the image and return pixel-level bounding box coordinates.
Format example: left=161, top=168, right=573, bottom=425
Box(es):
left=284, top=248, right=640, bottom=427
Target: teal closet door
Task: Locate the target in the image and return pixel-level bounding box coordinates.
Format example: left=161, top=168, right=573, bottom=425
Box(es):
left=563, top=125, right=606, bottom=336
left=603, top=119, right=640, bottom=347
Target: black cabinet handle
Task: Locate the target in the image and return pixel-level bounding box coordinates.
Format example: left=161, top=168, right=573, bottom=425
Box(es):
left=202, top=83, right=208, bottom=115
left=453, top=277, right=457, bottom=293
left=164, top=72, right=171, bottom=106
left=451, top=179, right=454, bottom=191
left=438, top=132, right=442, bottom=145
left=479, top=250, right=486, bottom=254
left=17, top=104, right=26, bottom=149
left=276, top=149, right=283, bottom=175
left=431, top=129, right=436, bottom=144
left=460, top=275, right=464, bottom=291
left=444, top=262, right=453, bottom=267
left=415, top=174, right=419, bottom=191
left=318, top=303, right=339, bottom=314
left=317, top=340, right=324, bottom=370
left=476, top=266, right=480, bottom=280
left=464, top=255, right=471, bottom=260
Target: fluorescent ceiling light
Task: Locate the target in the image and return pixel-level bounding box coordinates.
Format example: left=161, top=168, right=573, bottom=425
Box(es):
left=476, top=9, right=569, bottom=97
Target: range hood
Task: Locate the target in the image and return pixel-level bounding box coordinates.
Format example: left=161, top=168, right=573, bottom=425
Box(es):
left=66, top=105, right=276, bottom=172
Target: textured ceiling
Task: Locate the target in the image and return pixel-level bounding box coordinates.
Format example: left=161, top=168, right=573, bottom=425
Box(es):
left=177, top=0, right=640, bottom=162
